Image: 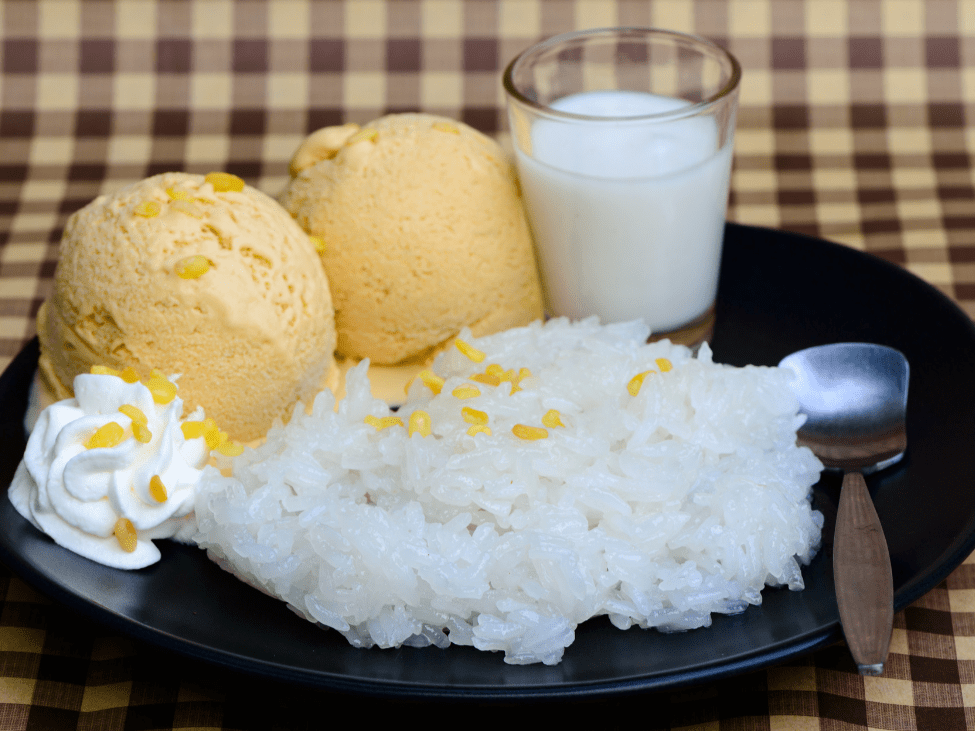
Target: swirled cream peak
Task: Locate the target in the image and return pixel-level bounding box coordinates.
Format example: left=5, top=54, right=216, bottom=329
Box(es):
left=36, top=171, right=337, bottom=443
left=8, top=370, right=229, bottom=569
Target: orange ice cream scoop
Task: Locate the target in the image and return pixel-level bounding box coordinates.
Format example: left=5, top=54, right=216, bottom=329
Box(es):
left=36, top=172, right=337, bottom=443
left=280, top=113, right=544, bottom=365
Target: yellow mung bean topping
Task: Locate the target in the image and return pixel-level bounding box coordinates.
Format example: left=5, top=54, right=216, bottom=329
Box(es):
left=166, top=186, right=191, bottom=200
left=509, top=367, right=532, bottom=394
left=461, top=407, right=488, bottom=426
left=146, top=370, right=177, bottom=404
left=433, top=121, right=460, bottom=134
left=365, top=414, right=404, bottom=430
left=91, top=365, right=140, bottom=383
left=114, top=518, right=138, bottom=552
left=455, top=339, right=486, bottom=363
left=175, top=255, right=211, bottom=279
left=118, top=404, right=147, bottom=425
left=408, top=410, right=432, bottom=437
left=205, top=172, right=245, bottom=192
left=149, top=475, right=168, bottom=502
left=512, top=424, right=548, bottom=441
left=131, top=422, right=152, bottom=444
left=467, top=425, right=491, bottom=437
left=452, top=384, right=480, bottom=399
left=201, top=418, right=223, bottom=450
left=627, top=371, right=651, bottom=396
left=418, top=370, right=445, bottom=395
left=309, top=235, right=326, bottom=253
left=656, top=358, right=673, bottom=372
left=216, top=441, right=244, bottom=457
left=470, top=372, right=501, bottom=387
left=542, top=409, right=564, bottom=428
left=134, top=200, right=161, bottom=218
left=85, top=422, right=125, bottom=450
left=181, top=421, right=205, bottom=439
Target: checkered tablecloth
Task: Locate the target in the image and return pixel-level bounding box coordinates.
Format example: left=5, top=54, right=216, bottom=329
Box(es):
left=1, top=1, right=974, bottom=728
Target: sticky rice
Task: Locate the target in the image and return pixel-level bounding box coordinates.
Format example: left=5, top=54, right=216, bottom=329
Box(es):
left=193, top=318, right=824, bottom=665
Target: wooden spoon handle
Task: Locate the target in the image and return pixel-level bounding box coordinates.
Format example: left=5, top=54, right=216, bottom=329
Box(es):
left=833, top=470, right=894, bottom=675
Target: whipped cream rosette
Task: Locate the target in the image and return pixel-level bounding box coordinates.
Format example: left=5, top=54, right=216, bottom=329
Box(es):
left=9, top=368, right=236, bottom=569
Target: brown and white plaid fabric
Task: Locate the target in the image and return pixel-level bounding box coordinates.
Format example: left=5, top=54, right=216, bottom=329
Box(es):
left=1, top=1, right=974, bottom=728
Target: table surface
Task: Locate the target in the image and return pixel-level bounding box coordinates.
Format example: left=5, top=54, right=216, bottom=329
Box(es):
left=1, top=1, right=974, bottom=728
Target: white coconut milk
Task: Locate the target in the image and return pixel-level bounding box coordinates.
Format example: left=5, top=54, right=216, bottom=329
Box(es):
left=514, top=90, right=734, bottom=333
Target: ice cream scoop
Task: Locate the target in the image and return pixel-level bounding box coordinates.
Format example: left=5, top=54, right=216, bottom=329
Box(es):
left=36, top=172, right=337, bottom=442
left=280, top=113, right=544, bottom=366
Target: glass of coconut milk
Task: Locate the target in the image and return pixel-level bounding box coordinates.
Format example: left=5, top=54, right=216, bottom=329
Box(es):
left=503, top=28, right=741, bottom=346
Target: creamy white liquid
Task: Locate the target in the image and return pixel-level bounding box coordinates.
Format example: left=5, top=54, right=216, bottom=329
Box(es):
left=514, top=90, right=734, bottom=333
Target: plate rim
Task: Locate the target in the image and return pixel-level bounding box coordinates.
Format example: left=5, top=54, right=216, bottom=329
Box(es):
left=3, top=221, right=975, bottom=699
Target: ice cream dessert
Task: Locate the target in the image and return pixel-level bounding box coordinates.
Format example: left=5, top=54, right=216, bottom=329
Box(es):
left=9, top=368, right=229, bottom=569
left=280, top=113, right=544, bottom=367
left=35, top=172, right=337, bottom=443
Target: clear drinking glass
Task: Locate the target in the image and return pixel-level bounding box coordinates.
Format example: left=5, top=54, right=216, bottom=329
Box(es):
left=503, top=28, right=741, bottom=346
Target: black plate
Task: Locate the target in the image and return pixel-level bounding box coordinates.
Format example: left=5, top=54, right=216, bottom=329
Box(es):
left=3, top=222, right=975, bottom=700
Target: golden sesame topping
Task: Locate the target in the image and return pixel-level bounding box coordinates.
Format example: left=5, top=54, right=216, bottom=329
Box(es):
left=466, top=425, right=491, bottom=437
left=627, top=371, right=651, bottom=397
left=408, top=410, right=432, bottom=437
left=364, top=414, right=404, bottom=430
left=85, top=422, right=125, bottom=450
left=656, top=358, right=673, bottom=372
left=461, top=407, right=488, bottom=426
left=309, top=235, right=326, bottom=253
left=114, top=518, right=138, bottom=553
left=512, top=424, right=548, bottom=441
left=146, top=370, right=178, bottom=405
left=455, top=339, right=486, bottom=363
left=149, top=475, right=168, bottom=502
left=418, top=370, right=445, bottom=395
left=432, top=121, right=460, bottom=134
left=347, top=128, right=378, bottom=145
left=205, top=172, right=245, bottom=192
left=175, top=255, right=211, bottom=279
left=451, top=384, right=480, bottom=399
left=134, top=200, right=161, bottom=218
left=541, top=409, right=564, bottom=428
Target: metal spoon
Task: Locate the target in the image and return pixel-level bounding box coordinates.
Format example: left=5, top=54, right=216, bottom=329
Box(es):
left=779, top=343, right=909, bottom=676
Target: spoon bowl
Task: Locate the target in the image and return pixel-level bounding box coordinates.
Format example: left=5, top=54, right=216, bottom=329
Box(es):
left=779, top=343, right=909, bottom=676
left=780, top=343, right=909, bottom=472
